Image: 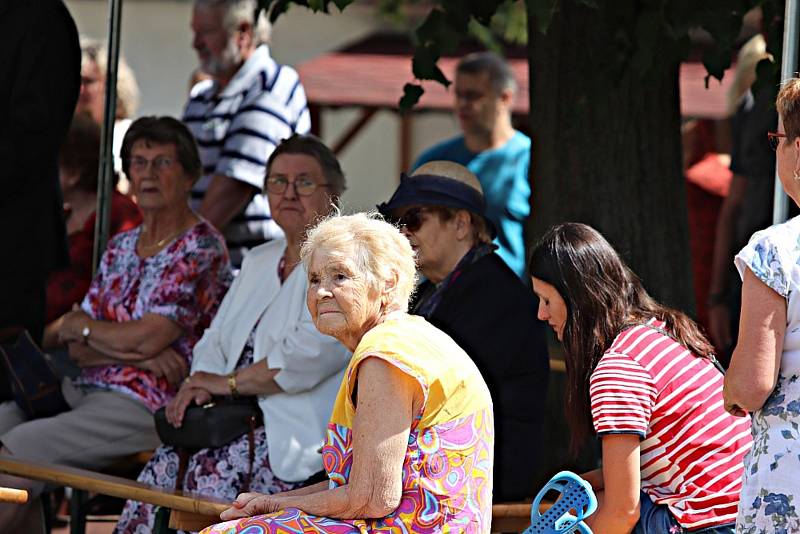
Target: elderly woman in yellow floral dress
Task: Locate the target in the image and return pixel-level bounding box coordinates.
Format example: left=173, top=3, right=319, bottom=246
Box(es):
left=202, top=213, right=494, bottom=533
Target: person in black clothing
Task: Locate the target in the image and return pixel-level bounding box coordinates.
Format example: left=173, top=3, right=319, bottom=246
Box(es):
left=0, top=0, right=81, bottom=406
left=378, top=160, right=550, bottom=501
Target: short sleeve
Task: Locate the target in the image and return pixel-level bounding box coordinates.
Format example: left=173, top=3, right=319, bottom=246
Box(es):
left=735, top=226, right=793, bottom=299
left=215, top=89, right=294, bottom=189
left=589, top=352, right=655, bottom=437
left=145, top=230, right=232, bottom=333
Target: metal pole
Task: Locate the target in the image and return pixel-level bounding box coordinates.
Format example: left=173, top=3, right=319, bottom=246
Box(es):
left=773, top=0, right=800, bottom=224
left=92, top=0, right=123, bottom=273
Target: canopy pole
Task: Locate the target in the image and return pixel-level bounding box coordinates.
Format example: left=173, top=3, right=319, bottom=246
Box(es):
left=773, top=0, right=800, bottom=225
left=92, top=0, right=123, bottom=273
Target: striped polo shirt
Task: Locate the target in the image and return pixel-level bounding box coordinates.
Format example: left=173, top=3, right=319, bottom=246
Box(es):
left=590, top=320, right=752, bottom=530
left=183, top=45, right=310, bottom=267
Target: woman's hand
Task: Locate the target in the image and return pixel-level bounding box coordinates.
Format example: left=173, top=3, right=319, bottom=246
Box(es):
left=135, top=348, right=188, bottom=386
left=220, top=492, right=282, bottom=520
left=722, top=380, right=748, bottom=417
left=58, top=307, right=91, bottom=344
left=165, top=380, right=212, bottom=427
left=182, top=371, right=230, bottom=396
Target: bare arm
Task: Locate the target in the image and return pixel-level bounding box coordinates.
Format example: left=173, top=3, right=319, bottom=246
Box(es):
left=220, top=356, right=419, bottom=521
left=580, top=468, right=604, bottom=491
left=197, top=174, right=257, bottom=232
left=708, top=174, right=746, bottom=349
left=60, top=310, right=182, bottom=358
left=724, top=268, right=786, bottom=413
left=584, top=435, right=641, bottom=534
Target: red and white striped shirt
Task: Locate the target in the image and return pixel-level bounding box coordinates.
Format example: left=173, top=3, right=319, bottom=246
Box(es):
left=590, top=320, right=752, bottom=530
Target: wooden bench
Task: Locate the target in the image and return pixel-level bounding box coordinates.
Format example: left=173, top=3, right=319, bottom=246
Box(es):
left=0, top=456, right=534, bottom=533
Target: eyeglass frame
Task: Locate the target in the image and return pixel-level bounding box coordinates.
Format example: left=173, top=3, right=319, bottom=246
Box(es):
left=768, top=131, right=787, bottom=151
left=264, top=174, right=331, bottom=197
left=127, top=156, right=177, bottom=173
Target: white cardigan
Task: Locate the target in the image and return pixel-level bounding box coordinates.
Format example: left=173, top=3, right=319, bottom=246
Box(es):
left=190, top=239, right=350, bottom=482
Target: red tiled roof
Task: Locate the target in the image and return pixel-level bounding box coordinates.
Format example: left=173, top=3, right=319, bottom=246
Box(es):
left=297, top=52, right=734, bottom=119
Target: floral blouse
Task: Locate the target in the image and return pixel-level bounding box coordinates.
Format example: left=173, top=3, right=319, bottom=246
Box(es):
left=76, top=221, right=232, bottom=412
left=734, top=215, right=800, bottom=533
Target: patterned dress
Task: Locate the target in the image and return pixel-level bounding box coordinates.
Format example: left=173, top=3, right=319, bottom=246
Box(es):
left=76, top=221, right=231, bottom=413
left=115, top=320, right=299, bottom=534
left=201, top=314, right=495, bottom=534
left=734, top=216, right=800, bottom=533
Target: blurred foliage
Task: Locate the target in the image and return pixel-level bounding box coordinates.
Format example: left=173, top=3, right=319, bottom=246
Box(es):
left=257, top=0, right=786, bottom=110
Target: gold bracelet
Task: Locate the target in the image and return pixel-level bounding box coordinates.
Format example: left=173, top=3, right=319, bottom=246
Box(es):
left=227, top=371, right=240, bottom=397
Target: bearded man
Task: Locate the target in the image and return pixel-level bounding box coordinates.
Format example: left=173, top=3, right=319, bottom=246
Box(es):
left=184, top=0, right=310, bottom=266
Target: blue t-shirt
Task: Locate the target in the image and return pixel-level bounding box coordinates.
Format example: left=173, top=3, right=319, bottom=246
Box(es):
left=413, top=131, right=531, bottom=278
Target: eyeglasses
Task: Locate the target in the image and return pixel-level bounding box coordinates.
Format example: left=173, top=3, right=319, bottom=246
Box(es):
left=265, top=175, right=330, bottom=196
left=395, top=207, right=430, bottom=233
left=768, top=131, right=787, bottom=151
left=128, top=156, right=175, bottom=172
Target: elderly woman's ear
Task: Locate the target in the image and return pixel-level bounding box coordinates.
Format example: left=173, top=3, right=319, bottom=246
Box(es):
left=455, top=210, right=472, bottom=240
left=381, top=269, right=400, bottom=309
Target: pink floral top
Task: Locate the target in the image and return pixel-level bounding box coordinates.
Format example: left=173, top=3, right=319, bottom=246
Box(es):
left=76, top=221, right=232, bottom=412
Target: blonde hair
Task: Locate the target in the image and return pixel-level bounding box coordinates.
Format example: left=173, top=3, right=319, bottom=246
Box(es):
left=301, top=212, right=418, bottom=312
left=726, top=34, right=772, bottom=116
left=777, top=78, right=800, bottom=141
left=81, top=37, right=140, bottom=119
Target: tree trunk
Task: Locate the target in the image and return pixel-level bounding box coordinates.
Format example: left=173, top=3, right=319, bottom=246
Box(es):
left=528, top=0, right=695, bottom=314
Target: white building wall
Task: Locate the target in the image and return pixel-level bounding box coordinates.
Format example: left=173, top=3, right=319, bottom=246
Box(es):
left=64, top=0, right=460, bottom=212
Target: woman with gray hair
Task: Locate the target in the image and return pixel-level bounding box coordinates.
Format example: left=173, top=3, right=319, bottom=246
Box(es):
left=201, top=212, right=494, bottom=533
left=115, top=134, right=350, bottom=533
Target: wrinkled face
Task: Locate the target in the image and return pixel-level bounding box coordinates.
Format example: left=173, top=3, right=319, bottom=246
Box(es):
left=75, top=59, right=105, bottom=124
left=128, top=140, right=192, bottom=212
left=454, top=71, right=502, bottom=136
left=396, top=206, right=461, bottom=283
left=307, top=246, right=382, bottom=348
left=776, top=130, right=800, bottom=205
left=266, top=153, right=333, bottom=240
left=191, top=5, right=241, bottom=77
left=532, top=277, right=568, bottom=341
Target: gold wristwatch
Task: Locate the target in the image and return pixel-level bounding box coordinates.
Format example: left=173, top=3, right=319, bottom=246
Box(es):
left=227, top=371, right=240, bottom=397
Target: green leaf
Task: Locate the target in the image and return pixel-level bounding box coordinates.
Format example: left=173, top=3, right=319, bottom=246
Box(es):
left=331, top=0, right=354, bottom=10
left=527, top=0, right=558, bottom=35
left=308, top=0, right=325, bottom=11
left=399, top=83, right=425, bottom=113
left=701, top=47, right=732, bottom=85
left=412, top=46, right=451, bottom=87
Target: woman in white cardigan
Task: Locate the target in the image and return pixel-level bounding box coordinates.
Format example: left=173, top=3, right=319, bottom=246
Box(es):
left=116, top=135, right=350, bottom=533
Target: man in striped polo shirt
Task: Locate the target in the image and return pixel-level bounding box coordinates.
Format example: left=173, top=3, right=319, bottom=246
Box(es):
left=184, top=0, right=310, bottom=267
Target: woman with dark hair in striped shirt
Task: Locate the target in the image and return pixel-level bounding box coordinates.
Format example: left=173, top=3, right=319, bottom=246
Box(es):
left=529, top=222, right=751, bottom=534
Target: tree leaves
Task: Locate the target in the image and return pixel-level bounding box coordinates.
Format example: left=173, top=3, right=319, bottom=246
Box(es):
left=528, top=0, right=559, bottom=35
left=399, top=83, right=425, bottom=112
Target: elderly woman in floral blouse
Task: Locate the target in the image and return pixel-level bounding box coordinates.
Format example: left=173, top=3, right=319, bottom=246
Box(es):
left=0, top=116, right=231, bottom=532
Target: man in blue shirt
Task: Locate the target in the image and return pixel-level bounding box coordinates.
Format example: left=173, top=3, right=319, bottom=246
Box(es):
left=414, top=52, right=530, bottom=278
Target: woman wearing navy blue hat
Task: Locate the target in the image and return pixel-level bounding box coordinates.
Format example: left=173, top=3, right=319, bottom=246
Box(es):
left=378, top=160, right=551, bottom=500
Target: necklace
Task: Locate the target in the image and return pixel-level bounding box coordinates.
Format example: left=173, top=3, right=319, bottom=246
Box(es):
left=139, top=224, right=189, bottom=251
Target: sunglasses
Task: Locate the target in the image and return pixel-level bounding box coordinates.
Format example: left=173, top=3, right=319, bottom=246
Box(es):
left=395, top=207, right=430, bottom=233
left=768, top=131, right=787, bottom=151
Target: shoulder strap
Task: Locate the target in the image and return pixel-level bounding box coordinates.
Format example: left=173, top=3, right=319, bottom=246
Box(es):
left=621, top=322, right=725, bottom=375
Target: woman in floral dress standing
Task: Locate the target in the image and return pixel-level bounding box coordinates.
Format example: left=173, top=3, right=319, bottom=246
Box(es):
left=724, top=77, right=800, bottom=533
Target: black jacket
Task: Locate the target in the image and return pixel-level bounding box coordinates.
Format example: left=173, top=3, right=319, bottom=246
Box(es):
left=412, top=253, right=550, bottom=500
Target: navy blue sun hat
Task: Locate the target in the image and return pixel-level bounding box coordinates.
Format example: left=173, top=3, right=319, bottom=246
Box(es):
left=377, top=172, right=497, bottom=238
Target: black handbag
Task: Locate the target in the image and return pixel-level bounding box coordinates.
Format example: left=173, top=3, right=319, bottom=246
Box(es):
left=155, top=396, right=263, bottom=491
left=154, top=396, right=262, bottom=449
left=0, top=330, right=70, bottom=419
